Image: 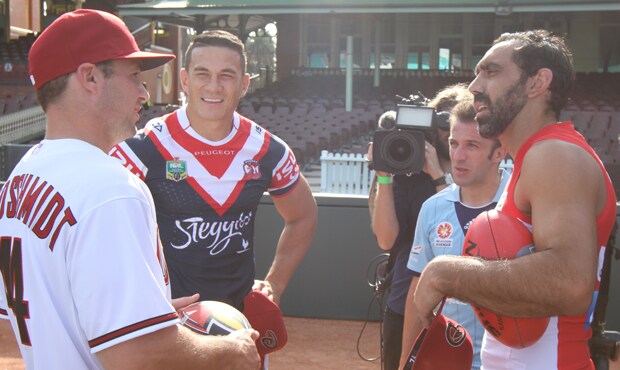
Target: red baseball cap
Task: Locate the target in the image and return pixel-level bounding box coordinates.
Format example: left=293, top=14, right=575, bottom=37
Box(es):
left=243, top=291, right=288, bottom=358
left=28, top=9, right=175, bottom=90
left=403, top=299, right=473, bottom=370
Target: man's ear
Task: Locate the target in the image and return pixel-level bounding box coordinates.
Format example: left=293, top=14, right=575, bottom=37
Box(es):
left=240, top=73, right=251, bottom=98
left=528, top=68, right=553, bottom=98
left=74, top=63, right=100, bottom=94
left=180, top=68, right=189, bottom=94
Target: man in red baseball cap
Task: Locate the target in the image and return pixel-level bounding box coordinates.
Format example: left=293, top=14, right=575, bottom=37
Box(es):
left=0, top=9, right=261, bottom=369
left=28, top=8, right=173, bottom=91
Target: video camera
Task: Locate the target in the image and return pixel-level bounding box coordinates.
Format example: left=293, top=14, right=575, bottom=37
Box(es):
left=372, top=94, right=450, bottom=175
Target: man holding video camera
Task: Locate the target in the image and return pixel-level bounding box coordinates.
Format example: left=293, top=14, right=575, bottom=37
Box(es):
left=368, top=84, right=470, bottom=370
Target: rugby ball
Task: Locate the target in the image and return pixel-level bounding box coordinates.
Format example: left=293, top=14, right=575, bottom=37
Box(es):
left=179, top=300, right=251, bottom=335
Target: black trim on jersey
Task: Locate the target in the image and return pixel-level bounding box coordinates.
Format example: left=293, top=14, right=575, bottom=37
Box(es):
left=89, top=312, right=178, bottom=348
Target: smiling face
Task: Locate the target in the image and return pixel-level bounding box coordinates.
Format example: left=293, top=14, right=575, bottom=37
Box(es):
left=469, top=42, right=530, bottom=139
left=181, top=45, right=250, bottom=130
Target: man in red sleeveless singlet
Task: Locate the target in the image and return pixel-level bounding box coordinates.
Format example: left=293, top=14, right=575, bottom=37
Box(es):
left=406, top=30, right=616, bottom=370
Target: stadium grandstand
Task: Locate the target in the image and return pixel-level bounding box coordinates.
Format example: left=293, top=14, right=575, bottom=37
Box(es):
left=0, top=0, right=619, bottom=195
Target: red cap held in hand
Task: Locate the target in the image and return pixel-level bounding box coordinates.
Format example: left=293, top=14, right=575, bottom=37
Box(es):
left=404, top=298, right=474, bottom=370
left=243, top=291, right=288, bottom=357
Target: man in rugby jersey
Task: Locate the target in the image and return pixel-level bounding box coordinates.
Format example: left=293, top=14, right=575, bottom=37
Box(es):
left=111, top=30, right=317, bottom=321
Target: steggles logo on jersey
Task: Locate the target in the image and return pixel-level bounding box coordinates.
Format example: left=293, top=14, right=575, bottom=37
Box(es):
left=171, top=212, right=253, bottom=253
left=242, top=159, right=261, bottom=180
left=166, top=158, right=188, bottom=182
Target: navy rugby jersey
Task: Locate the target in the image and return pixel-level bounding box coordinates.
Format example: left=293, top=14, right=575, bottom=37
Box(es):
left=111, top=107, right=300, bottom=309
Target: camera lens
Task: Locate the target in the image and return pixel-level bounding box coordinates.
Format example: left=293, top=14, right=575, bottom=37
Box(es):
left=388, top=137, right=413, bottom=162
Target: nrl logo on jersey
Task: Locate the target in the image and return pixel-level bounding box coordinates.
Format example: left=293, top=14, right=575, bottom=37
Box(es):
left=243, top=159, right=261, bottom=180
left=166, top=158, right=188, bottom=182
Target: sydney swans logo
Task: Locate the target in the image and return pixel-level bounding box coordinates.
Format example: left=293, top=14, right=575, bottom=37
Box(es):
left=171, top=212, right=253, bottom=254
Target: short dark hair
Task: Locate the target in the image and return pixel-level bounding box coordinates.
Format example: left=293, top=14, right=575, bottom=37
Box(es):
left=493, top=29, right=574, bottom=118
left=36, top=60, right=114, bottom=111
left=184, top=30, right=246, bottom=73
left=450, top=100, right=501, bottom=157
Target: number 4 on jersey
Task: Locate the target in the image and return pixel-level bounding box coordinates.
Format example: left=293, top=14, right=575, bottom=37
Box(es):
left=0, top=236, right=31, bottom=346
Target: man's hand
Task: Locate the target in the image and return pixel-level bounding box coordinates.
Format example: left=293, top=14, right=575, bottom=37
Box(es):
left=252, top=280, right=281, bottom=305
left=422, top=141, right=444, bottom=181
left=171, top=293, right=200, bottom=311
left=412, top=259, right=447, bottom=328
left=225, top=329, right=261, bottom=370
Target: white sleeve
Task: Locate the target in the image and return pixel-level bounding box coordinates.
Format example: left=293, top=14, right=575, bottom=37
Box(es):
left=66, top=196, right=177, bottom=353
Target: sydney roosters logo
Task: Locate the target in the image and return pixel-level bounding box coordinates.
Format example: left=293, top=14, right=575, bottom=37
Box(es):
left=243, top=159, right=261, bottom=180
left=445, top=322, right=467, bottom=347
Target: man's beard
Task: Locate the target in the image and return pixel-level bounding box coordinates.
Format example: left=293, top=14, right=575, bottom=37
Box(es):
left=476, top=75, right=528, bottom=139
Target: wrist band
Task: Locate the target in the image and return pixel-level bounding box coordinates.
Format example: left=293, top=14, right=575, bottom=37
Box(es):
left=377, top=175, right=393, bottom=185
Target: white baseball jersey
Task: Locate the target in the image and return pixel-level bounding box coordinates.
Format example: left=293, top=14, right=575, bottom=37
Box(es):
left=0, top=139, right=178, bottom=369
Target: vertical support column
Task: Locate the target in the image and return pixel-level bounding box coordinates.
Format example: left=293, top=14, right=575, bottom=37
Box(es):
left=346, top=35, right=353, bottom=112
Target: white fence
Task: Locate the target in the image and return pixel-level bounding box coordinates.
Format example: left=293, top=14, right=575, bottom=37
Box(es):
left=320, top=150, right=515, bottom=195
left=320, top=150, right=374, bottom=194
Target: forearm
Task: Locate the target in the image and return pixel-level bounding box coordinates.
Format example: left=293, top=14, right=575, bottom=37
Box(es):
left=98, top=325, right=256, bottom=370
left=264, top=211, right=317, bottom=296
left=427, top=252, right=594, bottom=317
left=399, top=277, right=423, bottom=369
left=371, top=182, right=399, bottom=250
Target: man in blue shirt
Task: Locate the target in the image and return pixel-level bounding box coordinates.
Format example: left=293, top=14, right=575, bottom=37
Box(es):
left=400, top=99, right=509, bottom=370
left=369, top=84, right=471, bottom=370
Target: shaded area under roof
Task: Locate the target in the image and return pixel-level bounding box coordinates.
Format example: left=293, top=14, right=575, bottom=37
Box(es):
left=117, top=0, right=620, bottom=32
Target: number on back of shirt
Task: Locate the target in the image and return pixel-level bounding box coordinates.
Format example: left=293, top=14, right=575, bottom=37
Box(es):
left=0, top=236, right=31, bottom=346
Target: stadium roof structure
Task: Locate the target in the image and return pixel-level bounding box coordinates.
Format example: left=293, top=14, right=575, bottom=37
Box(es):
left=117, top=0, right=620, bottom=32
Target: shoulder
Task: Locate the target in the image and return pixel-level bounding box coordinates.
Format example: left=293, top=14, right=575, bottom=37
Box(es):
left=244, top=115, right=289, bottom=151
left=523, top=139, right=600, bottom=181
left=419, top=186, right=454, bottom=217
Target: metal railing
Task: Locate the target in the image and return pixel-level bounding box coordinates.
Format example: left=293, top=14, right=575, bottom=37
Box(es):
left=0, top=105, right=45, bottom=144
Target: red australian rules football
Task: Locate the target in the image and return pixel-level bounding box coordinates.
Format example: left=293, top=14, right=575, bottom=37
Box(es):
left=462, top=209, right=549, bottom=348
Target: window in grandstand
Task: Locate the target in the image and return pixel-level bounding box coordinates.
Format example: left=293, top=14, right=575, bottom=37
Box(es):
left=309, top=50, right=329, bottom=68
left=439, top=48, right=450, bottom=70
left=370, top=15, right=396, bottom=68
left=407, top=52, right=419, bottom=69
left=370, top=52, right=396, bottom=69
left=439, top=38, right=463, bottom=70
left=246, top=24, right=277, bottom=81
left=599, top=23, right=620, bottom=72
left=406, top=14, right=430, bottom=70
left=421, top=52, right=430, bottom=70
left=339, top=36, right=363, bottom=69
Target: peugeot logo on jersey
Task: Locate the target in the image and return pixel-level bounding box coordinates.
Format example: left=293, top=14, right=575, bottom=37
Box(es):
left=166, top=158, right=188, bottom=182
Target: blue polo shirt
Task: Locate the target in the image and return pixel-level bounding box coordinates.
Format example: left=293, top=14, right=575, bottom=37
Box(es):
left=407, top=170, right=509, bottom=369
